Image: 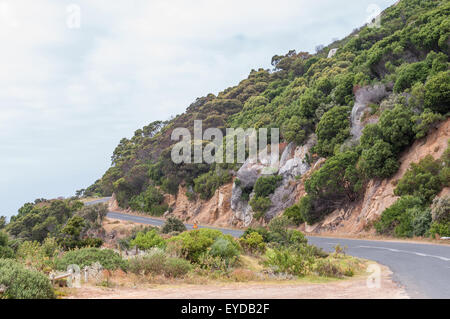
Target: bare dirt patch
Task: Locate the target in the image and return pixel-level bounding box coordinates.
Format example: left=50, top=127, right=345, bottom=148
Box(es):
left=65, top=264, right=408, bottom=299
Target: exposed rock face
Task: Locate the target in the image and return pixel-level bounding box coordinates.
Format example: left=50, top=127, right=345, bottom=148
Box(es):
left=235, top=146, right=283, bottom=188
left=327, top=48, right=338, bottom=58
left=279, top=135, right=316, bottom=179
left=308, top=118, right=450, bottom=235
left=351, top=84, right=390, bottom=140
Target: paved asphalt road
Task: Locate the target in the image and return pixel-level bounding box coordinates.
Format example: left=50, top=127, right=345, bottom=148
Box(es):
left=88, top=198, right=450, bottom=298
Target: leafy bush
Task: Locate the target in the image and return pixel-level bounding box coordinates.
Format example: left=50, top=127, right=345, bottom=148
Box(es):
left=161, top=217, right=187, bottom=234
left=264, top=246, right=316, bottom=277
left=394, top=156, right=444, bottom=203
left=0, top=231, right=14, bottom=259
left=194, top=169, right=232, bottom=200
left=284, top=203, right=305, bottom=225
left=239, top=232, right=266, bottom=255
left=431, top=196, right=449, bottom=224
left=167, top=228, right=223, bottom=262
left=249, top=197, right=272, bottom=216
left=358, top=140, right=399, bottom=179
left=129, top=186, right=168, bottom=216
left=375, top=196, right=423, bottom=236
left=163, top=257, right=192, bottom=278
left=429, top=222, right=450, bottom=238
left=313, top=259, right=346, bottom=278
left=253, top=175, right=283, bottom=197
left=0, top=259, right=55, bottom=299
left=424, top=71, right=450, bottom=114
left=209, top=237, right=240, bottom=263
left=56, top=248, right=127, bottom=271
left=314, top=106, right=351, bottom=157
left=130, top=229, right=166, bottom=250
left=378, top=104, right=415, bottom=153
left=413, top=109, right=444, bottom=139
left=128, top=248, right=167, bottom=275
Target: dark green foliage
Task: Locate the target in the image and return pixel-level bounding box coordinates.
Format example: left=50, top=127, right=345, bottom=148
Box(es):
left=193, top=169, right=232, bottom=200
left=315, top=106, right=351, bottom=157
left=284, top=203, right=305, bottom=225
left=394, top=155, right=445, bottom=203
left=129, top=186, right=168, bottom=216
left=249, top=197, right=272, bottom=217
left=424, top=71, right=450, bottom=114
left=0, top=232, right=14, bottom=259
left=253, top=175, right=283, bottom=198
left=413, top=109, right=444, bottom=139
left=282, top=116, right=312, bottom=145
left=239, top=232, right=266, bottom=255
left=0, top=259, right=55, bottom=299
left=6, top=199, right=85, bottom=242
left=130, top=229, right=165, bottom=250
left=306, top=151, right=362, bottom=201
left=359, top=140, right=399, bottom=179
left=56, top=248, right=128, bottom=271
left=167, top=228, right=224, bottom=262
left=161, top=217, right=187, bottom=234
left=378, top=104, right=415, bottom=153
left=375, top=196, right=423, bottom=236
left=209, top=237, right=240, bottom=262
left=393, top=61, right=430, bottom=93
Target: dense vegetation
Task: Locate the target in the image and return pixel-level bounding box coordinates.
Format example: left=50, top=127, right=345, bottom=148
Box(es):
left=76, top=1, right=449, bottom=235
left=1, top=1, right=449, bottom=299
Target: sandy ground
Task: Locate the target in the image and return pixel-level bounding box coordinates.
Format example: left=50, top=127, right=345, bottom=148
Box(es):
left=66, top=265, right=408, bottom=299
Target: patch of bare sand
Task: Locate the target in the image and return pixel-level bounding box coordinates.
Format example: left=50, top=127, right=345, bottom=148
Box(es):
left=66, top=265, right=408, bottom=299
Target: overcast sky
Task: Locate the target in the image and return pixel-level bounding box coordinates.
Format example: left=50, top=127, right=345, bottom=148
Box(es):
left=0, top=0, right=396, bottom=218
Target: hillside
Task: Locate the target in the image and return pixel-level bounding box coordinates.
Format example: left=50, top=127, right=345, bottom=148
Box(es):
left=85, top=0, right=449, bottom=239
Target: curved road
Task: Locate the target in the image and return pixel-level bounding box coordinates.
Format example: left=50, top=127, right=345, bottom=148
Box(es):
left=87, top=198, right=450, bottom=298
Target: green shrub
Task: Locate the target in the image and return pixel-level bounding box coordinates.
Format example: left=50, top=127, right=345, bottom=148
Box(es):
left=413, top=109, right=444, bottom=139
left=161, top=217, right=187, bottom=234
left=239, top=232, right=266, bottom=255
left=56, top=248, right=127, bottom=271
left=167, top=228, right=223, bottom=262
left=409, top=207, right=432, bottom=237
left=249, top=197, right=272, bottom=216
left=314, top=106, right=351, bottom=157
left=358, top=140, right=399, bottom=178
left=284, top=204, right=305, bottom=225
left=194, top=169, right=232, bottom=200
left=375, top=196, right=423, bottom=236
left=128, top=249, right=167, bottom=275
left=130, top=229, right=166, bottom=250
left=209, top=237, right=240, bottom=263
left=0, top=231, right=14, bottom=259
left=429, top=222, right=450, bottom=238
left=0, top=259, right=55, bottom=299
left=394, top=156, right=444, bottom=203
left=424, top=71, right=450, bottom=114
left=129, top=186, right=168, bottom=216
left=431, top=196, right=449, bottom=224
left=163, top=258, right=192, bottom=278
left=264, top=246, right=316, bottom=277
left=393, top=61, right=430, bottom=93
left=253, top=175, right=283, bottom=197
left=313, top=259, right=346, bottom=278
left=378, top=104, right=415, bottom=153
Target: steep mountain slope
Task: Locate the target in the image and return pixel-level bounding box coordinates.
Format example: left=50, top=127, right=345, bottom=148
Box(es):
left=88, top=0, right=449, bottom=238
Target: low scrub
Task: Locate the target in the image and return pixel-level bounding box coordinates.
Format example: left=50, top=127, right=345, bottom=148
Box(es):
left=0, top=259, right=55, bottom=299
left=55, top=248, right=128, bottom=271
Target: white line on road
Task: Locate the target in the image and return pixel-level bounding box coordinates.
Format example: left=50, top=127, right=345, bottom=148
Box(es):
left=358, top=246, right=450, bottom=262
